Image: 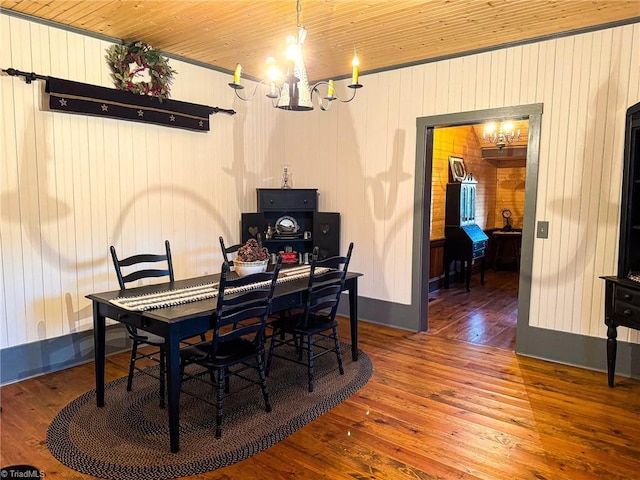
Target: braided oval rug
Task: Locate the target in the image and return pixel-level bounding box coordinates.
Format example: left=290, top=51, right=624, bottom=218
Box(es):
left=47, top=342, right=373, bottom=480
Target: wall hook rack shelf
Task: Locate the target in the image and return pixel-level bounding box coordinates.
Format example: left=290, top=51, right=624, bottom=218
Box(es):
left=2, top=67, right=235, bottom=131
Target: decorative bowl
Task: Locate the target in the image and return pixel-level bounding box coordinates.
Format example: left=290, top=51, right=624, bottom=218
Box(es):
left=234, top=259, right=269, bottom=277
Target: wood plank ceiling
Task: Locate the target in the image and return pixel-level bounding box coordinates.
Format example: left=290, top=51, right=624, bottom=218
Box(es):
left=1, top=1, right=639, bottom=83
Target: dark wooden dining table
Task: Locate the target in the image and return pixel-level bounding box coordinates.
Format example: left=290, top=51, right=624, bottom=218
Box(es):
left=86, top=269, right=362, bottom=453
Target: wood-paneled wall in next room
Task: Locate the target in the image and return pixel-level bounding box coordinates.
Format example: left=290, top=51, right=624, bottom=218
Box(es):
left=496, top=165, right=527, bottom=229
left=431, top=125, right=497, bottom=240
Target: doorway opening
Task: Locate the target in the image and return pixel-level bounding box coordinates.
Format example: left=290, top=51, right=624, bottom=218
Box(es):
left=426, top=120, right=528, bottom=350
left=412, top=104, right=543, bottom=356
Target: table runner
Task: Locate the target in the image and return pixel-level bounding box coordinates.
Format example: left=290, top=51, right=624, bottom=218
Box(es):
left=109, top=265, right=328, bottom=312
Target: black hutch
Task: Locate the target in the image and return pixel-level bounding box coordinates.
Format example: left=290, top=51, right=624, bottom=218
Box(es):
left=241, top=188, right=340, bottom=261
left=601, top=101, right=640, bottom=386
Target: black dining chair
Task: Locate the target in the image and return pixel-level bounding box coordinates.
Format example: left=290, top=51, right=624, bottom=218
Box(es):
left=219, top=234, right=264, bottom=268
left=219, top=236, right=242, bottom=267
left=179, top=256, right=282, bottom=438
left=110, top=240, right=175, bottom=408
left=266, top=242, right=354, bottom=392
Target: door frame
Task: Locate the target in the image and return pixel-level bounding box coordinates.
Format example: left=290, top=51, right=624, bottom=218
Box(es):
left=413, top=104, right=544, bottom=347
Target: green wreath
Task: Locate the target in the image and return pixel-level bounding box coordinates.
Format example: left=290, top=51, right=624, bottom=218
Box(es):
left=105, top=41, right=176, bottom=100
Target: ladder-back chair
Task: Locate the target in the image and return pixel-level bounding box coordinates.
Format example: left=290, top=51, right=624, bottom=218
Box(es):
left=266, top=243, right=354, bottom=392
left=179, top=257, right=282, bottom=438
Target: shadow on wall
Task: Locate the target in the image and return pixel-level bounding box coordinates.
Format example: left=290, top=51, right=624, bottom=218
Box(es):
left=367, top=129, right=412, bottom=221
left=226, top=101, right=278, bottom=211
left=538, top=78, right=620, bottom=324
left=252, top=96, right=415, bottom=306
left=499, top=168, right=526, bottom=229
left=2, top=108, right=240, bottom=344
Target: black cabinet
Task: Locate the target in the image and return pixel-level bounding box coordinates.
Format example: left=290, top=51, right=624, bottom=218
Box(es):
left=445, top=181, right=478, bottom=227
left=618, top=102, right=640, bottom=280
left=241, top=189, right=340, bottom=261
left=444, top=181, right=488, bottom=292
left=257, top=188, right=317, bottom=211
left=601, top=101, right=640, bottom=387
left=312, top=212, right=341, bottom=260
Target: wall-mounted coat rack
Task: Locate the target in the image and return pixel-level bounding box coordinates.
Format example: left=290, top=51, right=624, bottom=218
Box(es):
left=2, top=67, right=235, bottom=132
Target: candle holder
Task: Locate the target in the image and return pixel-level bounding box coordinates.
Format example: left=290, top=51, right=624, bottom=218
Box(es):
left=227, top=0, right=362, bottom=112
left=311, top=80, right=361, bottom=111
left=281, top=165, right=292, bottom=189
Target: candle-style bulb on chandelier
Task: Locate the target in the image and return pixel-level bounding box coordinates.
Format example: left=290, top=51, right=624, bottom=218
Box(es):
left=483, top=121, right=521, bottom=150
left=228, top=0, right=363, bottom=111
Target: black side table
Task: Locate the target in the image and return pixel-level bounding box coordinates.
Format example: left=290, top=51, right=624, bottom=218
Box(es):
left=600, top=276, right=640, bottom=386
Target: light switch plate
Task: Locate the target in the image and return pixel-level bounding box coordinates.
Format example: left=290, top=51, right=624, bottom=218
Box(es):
left=537, top=221, right=549, bottom=238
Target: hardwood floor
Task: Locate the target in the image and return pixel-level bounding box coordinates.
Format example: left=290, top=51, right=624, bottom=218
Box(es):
left=428, top=268, right=519, bottom=350
left=2, top=272, right=639, bottom=479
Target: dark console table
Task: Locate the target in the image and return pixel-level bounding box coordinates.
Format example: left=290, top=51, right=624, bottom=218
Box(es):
left=601, top=277, right=640, bottom=386
left=492, top=230, right=522, bottom=270
left=600, top=101, right=640, bottom=386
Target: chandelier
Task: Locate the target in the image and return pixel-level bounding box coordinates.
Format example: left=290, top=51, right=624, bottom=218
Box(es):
left=228, top=0, right=362, bottom=111
left=482, top=121, right=521, bottom=150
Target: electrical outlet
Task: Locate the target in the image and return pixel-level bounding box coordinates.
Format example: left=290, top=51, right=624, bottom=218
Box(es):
left=537, top=221, right=549, bottom=239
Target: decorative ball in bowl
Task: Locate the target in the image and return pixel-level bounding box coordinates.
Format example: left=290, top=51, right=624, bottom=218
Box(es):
left=234, top=259, right=269, bottom=277
left=233, top=238, right=270, bottom=277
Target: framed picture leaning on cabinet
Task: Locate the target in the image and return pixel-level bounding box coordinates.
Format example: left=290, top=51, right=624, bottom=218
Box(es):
left=449, top=156, right=466, bottom=182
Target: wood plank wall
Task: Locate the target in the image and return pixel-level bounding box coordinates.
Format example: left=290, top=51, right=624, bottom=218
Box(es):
left=431, top=125, right=497, bottom=240
left=431, top=128, right=527, bottom=236
left=429, top=126, right=526, bottom=281
left=1, top=14, right=639, bottom=356
left=271, top=23, right=640, bottom=344
left=0, top=14, right=280, bottom=347
left=496, top=165, right=526, bottom=229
